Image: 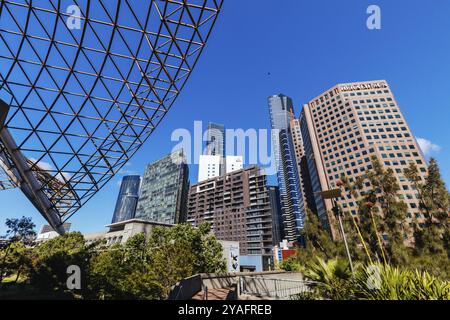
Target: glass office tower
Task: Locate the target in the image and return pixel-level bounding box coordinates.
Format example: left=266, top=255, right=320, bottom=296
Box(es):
left=268, top=94, right=306, bottom=243
left=112, top=175, right=141, bottom=223
left=135, top=149, right=189, bottom=224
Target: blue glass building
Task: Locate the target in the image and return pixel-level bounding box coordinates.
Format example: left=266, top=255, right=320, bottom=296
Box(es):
left=268, top=94, right=306, bottom=242
left=112, top=175, right=141, bottom=223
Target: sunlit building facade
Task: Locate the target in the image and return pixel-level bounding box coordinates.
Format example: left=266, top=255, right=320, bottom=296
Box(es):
left=301, top=80, right=428, bottom=236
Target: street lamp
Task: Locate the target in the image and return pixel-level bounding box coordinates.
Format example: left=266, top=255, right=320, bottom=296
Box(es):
left=318, top=188, right=354, bottom=273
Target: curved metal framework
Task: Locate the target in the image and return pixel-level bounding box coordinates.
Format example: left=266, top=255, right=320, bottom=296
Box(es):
left=0, top=0, right=223, bottom=233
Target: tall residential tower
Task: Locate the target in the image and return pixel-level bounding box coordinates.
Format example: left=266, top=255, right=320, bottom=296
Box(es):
left=268, top=94, right=306, bottom=242
left=187, top=166, right=274, bottom=269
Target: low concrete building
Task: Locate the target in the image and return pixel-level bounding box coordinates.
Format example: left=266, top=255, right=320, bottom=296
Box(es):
left=36, top=223, right=71, bottom=243
left=84, top=219, right=173, bottom=246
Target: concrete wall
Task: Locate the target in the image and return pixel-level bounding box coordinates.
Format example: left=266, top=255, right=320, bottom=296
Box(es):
left=200, top=271, right=303, bottom=291
left=168, top=274, right=202, bottom=300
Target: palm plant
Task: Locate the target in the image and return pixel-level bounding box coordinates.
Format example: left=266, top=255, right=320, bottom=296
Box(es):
left=300, top=259, right=450, bottom=300
left=354, top=263, right=450, bottom=300
left=303, top=257, right=355, bottom=300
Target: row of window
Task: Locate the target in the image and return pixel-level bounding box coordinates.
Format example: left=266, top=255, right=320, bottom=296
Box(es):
left=359, top=113, right=403, bottom=121
left=357, top=108, right=399, bottom=115
left=366, top=132, right=411, bottom=139
left=353, top=97, right=392, bottom=104
left=343, top=89, right=390, bottom=97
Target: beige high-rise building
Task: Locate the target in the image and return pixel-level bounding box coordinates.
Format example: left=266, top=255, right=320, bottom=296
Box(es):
left=290, top=119, right=305, bottom=165
left=301, top=80, right=427, bottom=235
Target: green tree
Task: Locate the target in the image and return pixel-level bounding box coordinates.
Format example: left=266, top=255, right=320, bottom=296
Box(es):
left=340, top=157, right=409, bottom=265
left=280, top=209, right=365, bottom=272
left=88, top=223, right=226, bottom=300
left=0, top=216, right=36, bottom=282
left=30, top=232, right=93, bottom=294
left=4, top=241, right=34, bottom=283
left=404, top=159, right=450, bottom=279
left=146, top=223, right=226, bottom=298
left=405, top=158, right=449, bottom=256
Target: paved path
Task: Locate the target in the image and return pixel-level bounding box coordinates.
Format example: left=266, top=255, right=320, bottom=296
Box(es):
left=192, top=288, right=231, bottom=300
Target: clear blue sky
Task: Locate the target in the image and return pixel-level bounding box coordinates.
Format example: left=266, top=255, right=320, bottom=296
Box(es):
left=1, top=0, right=449, bottom=235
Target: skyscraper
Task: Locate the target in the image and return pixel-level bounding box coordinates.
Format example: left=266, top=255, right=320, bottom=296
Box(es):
left=289, top=118, right=313, bottom=223
left=112, top=175, right=141, bottom=224
left=198, top=122, right=227, bottom=182
left=268, top=94, right=306, bottom=242
left=301, top=80, right=428, bottom=235
left=135, top=149, right=189, bottom=224
left=268, top=186, right=283, bottom=246
left=205, top=122, right=225, bottom=157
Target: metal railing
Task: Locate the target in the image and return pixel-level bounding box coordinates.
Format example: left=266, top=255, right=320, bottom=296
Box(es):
left=239, top=276, right=315, bottom=299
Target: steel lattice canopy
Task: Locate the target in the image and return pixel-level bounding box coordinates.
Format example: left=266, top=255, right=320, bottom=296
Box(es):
left=0, top=0, right=223, bottom=233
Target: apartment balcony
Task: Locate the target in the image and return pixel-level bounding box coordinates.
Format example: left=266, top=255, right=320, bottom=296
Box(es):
left=246, top=212, right=269, bottom=219
left=247, top=225, right=272, bottom=231
left=247, top=243, right=263, bottom=249
left=247, top=238, right=263, bottom=244
left=247, top=249, right=263, bottom=255
left=247, top=230, right=264, bottom=236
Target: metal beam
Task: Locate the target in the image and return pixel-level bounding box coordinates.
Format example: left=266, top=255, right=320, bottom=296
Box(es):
left=0, top=1, right=223, bottom=226
left=0, top=125, right=65, bottom=235
left=0, top=99, right=9, bottom=130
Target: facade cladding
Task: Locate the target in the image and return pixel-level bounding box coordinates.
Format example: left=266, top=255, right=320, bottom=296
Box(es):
left=268, top=94, right=306, bottom=242
left=135, top=150, right=189, bottom=224
left=112, top=175, right=141, bottom=223
left=187, top=166, right=274, bottom=257
left=268, top=186, right=283, bottom=245
left=302, top=80, right=428, bottom=234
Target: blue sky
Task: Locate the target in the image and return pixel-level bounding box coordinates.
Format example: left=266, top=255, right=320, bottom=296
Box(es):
left=1, top=0, right=449, bottom=235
